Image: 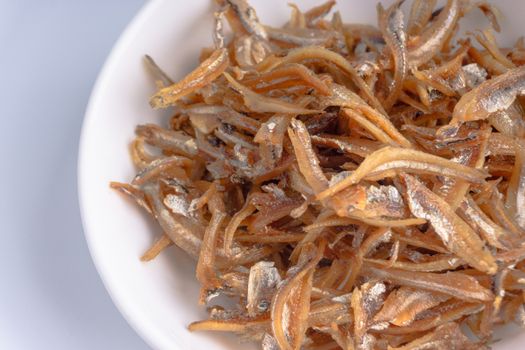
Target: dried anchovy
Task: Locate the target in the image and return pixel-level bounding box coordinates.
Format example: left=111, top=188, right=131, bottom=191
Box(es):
left=378, top=0, right=408, bottom=110
left=401, top=174, right=497, bottom=274
left=226, top=0, right=268, bottom=40
left=453, top=65, right=525, bottom=122
left=407, top=0, right=461, bottom=67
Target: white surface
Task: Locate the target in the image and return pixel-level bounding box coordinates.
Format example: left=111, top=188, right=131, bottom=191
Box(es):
left=78, top=1, right=525, bottom=350
left=0, top=1, right=148, bottom=349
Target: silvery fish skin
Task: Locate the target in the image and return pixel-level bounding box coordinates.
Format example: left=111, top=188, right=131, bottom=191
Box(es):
left=365, top=185, right=406, bottom=218
left=355, top=59, right=380, bottom=79
left=213, top=9, right=226, bottom=49
left=317, top=145, right=488, bottom=201
left=437, top=61, right=486, bottom=95
left=401, top=174, right=497, bottom=274
left=163, top=193, right=190, bottom=217
left=247, top=262, right=282, bottom=316
left=453, top=65, right=525, bottom=122
left=361, top=282, right=386, bottom=318
left=462, top=63, right=488, bottom=89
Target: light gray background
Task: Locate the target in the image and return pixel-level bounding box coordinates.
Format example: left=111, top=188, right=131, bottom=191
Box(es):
left=0, top=1, right=149, bottom=349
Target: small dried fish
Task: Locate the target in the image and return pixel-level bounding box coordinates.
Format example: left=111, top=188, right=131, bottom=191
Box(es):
left=132, top=156, right=191, bottom=186
left=401, top=174, right=497, bottom=274
left=474, top=29, right=515, bottom=69
left=378, top=1, right=408, bottom=110
left=271, top=242, right=323, bottom=350
left=453, top=65, right=525, bottom=122
left=143, top=183, right=203, bottom=259
left=196, top=193, right=226, bottom=296
left=224, top=72, right=321, bottom=114
left=288, top=118, right=329, bottom=194
left=323, top=92, right=412, bottom=148
left=136, top=124, right=198, bottom=157
left=373, top=287, right=449, bottom=327
left=226, top=0, right=268, bottom=40
left=318, top=146, right=487, bottom=200
left=150, top=48, right=229, bottom=108
left=462, top=63, right=488, bottom=89
left=265, top=26, right=340, bottom=47
left=407, top=0, right=461, bottom=67
left=364, top=265, right=493, bottom=302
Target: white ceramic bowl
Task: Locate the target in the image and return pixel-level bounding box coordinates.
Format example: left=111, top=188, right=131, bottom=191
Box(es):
left=79, top=0, right=525, bottom=349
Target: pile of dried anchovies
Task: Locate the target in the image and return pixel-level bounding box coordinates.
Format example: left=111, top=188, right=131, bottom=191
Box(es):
left=112, top=0, right=525, bottom=349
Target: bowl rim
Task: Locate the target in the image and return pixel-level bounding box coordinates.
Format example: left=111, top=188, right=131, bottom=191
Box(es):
left=77, top=0, right=166, bottom=349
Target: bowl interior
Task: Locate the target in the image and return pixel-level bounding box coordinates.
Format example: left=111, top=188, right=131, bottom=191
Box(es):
left=79, top=0, right=525, bottom=349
